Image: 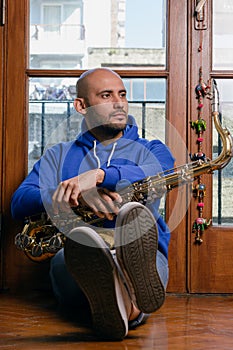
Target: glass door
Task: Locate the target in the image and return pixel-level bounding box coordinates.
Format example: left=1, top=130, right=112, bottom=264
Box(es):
left=2, top=0, right=190, bottom=293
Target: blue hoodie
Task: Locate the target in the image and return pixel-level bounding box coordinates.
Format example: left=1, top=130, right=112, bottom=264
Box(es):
left=11, top=115, right=175, bottom=258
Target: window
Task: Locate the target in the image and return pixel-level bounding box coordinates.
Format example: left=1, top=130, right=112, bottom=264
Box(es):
left=30, top=0, right=166, bottom=70
left=212, top=0, right=233, bottom=225
left=28, top=0, right=167, bottom=170
left=213, top=0, right=233, bottom=70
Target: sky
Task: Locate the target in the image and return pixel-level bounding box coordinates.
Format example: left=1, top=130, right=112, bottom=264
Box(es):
left=125, top=0, right=164, bottom=48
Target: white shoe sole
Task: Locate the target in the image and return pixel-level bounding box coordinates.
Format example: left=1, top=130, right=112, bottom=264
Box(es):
left=64, top=227, right=128, bottom=340
left=115, top=202, right=165, bottom=313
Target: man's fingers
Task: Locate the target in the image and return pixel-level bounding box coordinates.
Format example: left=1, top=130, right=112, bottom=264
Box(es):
left=102, top=188, right=122, bottom=204
left=52, top=181, right=80, bottom=214
left=52, top=179, right=120, bottom=220
left=99, top=192, right=120, bottom=216
left=52, top=182, right=65, bottom=214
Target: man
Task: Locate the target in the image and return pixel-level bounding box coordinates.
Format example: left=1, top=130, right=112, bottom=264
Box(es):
left=11, top=68, right=175, bottom=340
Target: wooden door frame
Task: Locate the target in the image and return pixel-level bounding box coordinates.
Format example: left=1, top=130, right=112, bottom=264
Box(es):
left=187, top=0, right=213, bottom=292
left=1, top=0, right=37, bottom=291
left=166, top=0, right=188, bottom=292
left=188, top=0, right=233, bottom=292
left=0, top=7, right=4, bottom=290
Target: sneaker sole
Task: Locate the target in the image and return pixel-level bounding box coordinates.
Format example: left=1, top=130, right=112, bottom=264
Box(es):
left=115, top=202, right=165, bottom=313
left=64, top=227, right=128, bottom=340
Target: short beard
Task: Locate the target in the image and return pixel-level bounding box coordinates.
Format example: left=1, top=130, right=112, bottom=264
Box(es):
left=84, top=100, right=127, bottom=138
left=91, top=123, right=126, bottom=138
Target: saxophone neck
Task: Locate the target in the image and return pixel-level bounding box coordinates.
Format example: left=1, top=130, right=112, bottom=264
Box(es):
left=212, top=79, right=220, bottom=113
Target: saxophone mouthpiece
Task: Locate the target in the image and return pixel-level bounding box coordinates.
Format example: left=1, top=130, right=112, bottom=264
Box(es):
left=212, top=79, right=220, bottom=113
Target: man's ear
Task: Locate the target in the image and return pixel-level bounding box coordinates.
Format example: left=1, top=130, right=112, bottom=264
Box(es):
left=74, top=98, right=87, bottom=115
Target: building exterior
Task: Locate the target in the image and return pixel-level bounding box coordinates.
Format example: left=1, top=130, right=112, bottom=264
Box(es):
left=29, top=0, right=165, bottom=70
left=30, top=0, right=128, bottom=69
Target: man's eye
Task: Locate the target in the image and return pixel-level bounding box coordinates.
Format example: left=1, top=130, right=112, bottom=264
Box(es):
left=120, top=92, right=127, bottom=98
left=102, top=94, right=110, bottom=99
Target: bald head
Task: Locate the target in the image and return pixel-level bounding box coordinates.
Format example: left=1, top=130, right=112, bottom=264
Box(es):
left=76, top=68, right=122, bottom=99
left=73, top=67, right=128, bottom=141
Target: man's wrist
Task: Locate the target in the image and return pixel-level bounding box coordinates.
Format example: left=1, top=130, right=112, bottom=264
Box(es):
left=96, top=169, right=105, bottom=184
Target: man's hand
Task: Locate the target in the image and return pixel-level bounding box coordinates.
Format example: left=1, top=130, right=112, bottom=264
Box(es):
left=52, top=169, right=122, bottom=219
left=81, top=188, right=122, bottom=220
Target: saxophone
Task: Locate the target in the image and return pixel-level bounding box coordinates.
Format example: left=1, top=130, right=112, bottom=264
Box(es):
left=15, top=80, right=233, bottom=262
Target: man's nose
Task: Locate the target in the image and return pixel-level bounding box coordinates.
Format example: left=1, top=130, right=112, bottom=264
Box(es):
left=112, top=95, right=124, bottom=108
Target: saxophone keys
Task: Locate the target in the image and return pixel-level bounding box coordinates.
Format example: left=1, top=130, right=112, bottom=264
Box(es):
left=31, top=243, right=43, bottom=257
left=48, top=234, right=65, bottom=251
left=15, top=232, right=33, bottom=249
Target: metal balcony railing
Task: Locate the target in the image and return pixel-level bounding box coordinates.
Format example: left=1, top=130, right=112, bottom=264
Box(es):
left=29, top=99, right=165, bottom=151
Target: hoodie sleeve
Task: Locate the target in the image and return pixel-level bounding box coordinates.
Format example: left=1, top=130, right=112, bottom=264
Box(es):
left=11, top=146, right=62, bottom=220
left=99, top=140, right=175, bottom=191
left=11, top=160, right=45, bottom=220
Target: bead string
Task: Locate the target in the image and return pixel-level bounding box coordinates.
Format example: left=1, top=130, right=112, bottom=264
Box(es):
left=190, top=31, right=212, bottom=243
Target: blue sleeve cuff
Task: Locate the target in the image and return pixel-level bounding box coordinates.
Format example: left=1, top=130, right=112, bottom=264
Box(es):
left=99, top=166, right=120, bottom=191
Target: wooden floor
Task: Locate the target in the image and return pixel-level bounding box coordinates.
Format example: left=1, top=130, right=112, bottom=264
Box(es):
left=0, top=291, right=233, bottom=350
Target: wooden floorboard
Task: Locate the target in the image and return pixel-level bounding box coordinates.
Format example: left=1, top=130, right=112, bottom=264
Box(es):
left=0, top=292, right=233, bottom=349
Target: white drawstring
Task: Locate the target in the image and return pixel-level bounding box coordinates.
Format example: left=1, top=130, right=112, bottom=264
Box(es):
left=107, top=142, right=117, bottom=167
left=93, top=140, right=117, bottom=168
left=93, top=140, right=101, bottom=168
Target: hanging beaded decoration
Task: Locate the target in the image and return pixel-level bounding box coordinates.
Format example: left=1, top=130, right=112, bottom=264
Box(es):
left=190, top=9, right=212, bottom=244
left=190, top=68, right=212, bottom=244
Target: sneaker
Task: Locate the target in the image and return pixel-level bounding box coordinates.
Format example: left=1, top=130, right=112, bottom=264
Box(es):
left=64, top=226, right=128, bottom=340
left=115, top=202, right=165, bottom=314
left=128, top=312, right=150, bottom=330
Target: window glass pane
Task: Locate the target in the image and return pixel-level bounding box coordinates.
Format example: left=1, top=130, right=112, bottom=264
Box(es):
left=29, top=0, right=166, bottom=70
left=28, top=77, right=78, bottom=171
left=43, top=5, right=61, bottom=32
left=213, top=0, right=233, bottom=70
left=28, top=77, right=166, bottom=171
left=212, top=79, right=233, bottom=225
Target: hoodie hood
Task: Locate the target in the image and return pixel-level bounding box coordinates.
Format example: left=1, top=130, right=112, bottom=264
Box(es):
left=74, top=115, right=144, bottom=171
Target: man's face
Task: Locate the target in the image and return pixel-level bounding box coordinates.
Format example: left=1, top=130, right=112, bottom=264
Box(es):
left=83, top=71, right=129, bottom=133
